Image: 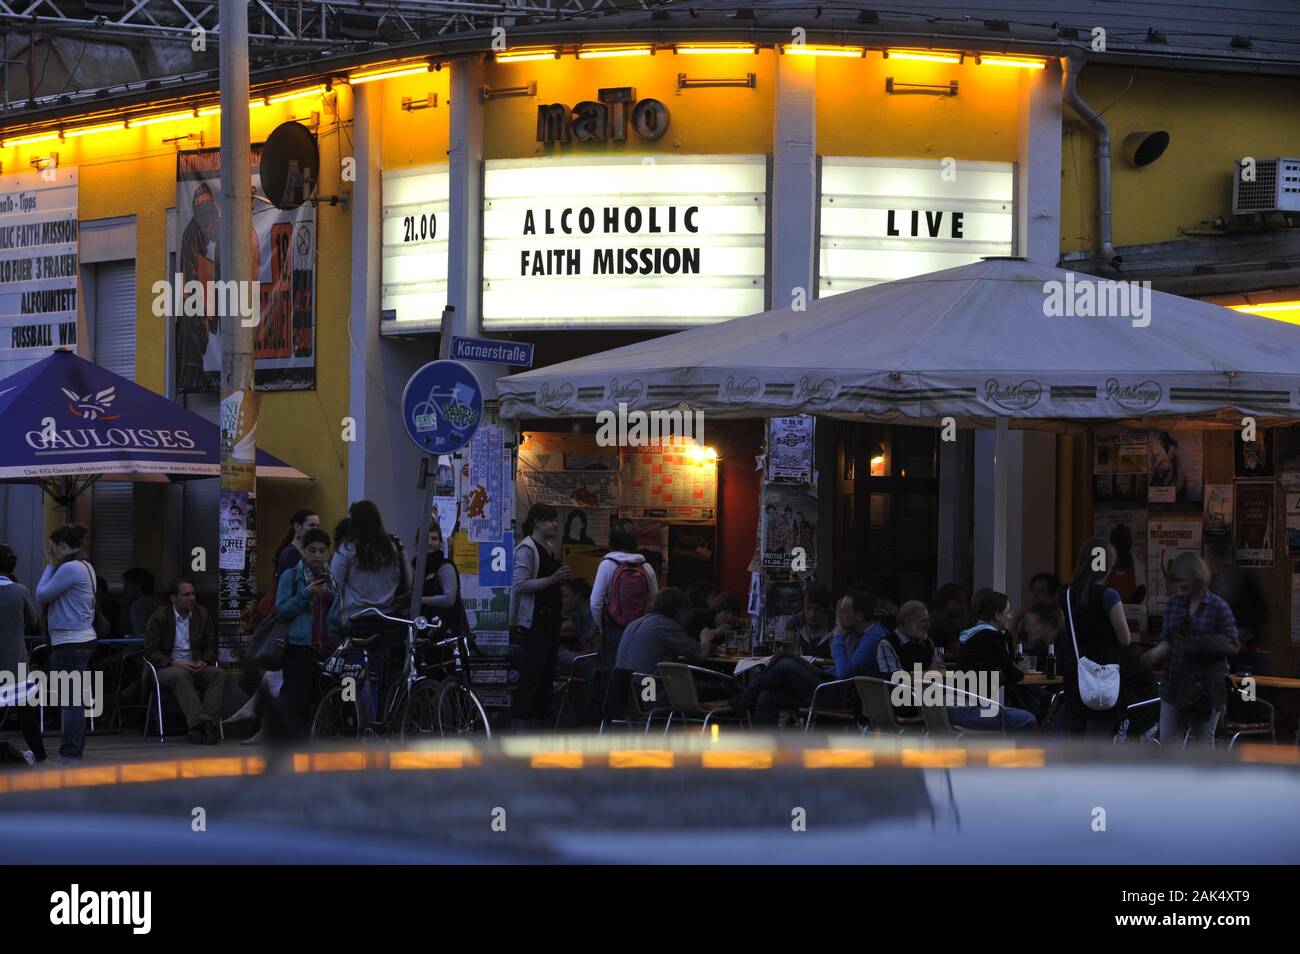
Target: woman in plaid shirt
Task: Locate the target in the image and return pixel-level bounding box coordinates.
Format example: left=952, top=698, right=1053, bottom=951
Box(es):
left=1142, top=552, right=1240, bottom=746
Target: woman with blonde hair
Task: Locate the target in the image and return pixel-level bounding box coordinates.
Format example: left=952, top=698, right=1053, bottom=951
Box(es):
left=1142, top=551, right=1239, bottom=746
left=1056, top=536, right=1132, bottom=736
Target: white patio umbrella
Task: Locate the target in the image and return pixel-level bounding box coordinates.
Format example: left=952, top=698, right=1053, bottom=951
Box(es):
left=496, top=257, right=1300, bottom=589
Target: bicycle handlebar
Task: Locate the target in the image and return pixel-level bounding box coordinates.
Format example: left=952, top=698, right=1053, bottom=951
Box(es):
left=352, top=607, right=439, bottom=632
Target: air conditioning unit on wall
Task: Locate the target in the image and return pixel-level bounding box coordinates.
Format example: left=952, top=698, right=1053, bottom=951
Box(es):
left=1232, top=157, right=1300, bottom=215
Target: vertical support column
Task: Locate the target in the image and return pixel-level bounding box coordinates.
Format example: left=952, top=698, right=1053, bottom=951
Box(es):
left=346, top=83, right=382, bottom=504
left=446, top=58, right=507, bottom=401
left=771, top=53, right=817, bottom=311
left=1016, top=58, right=1063, bottom=264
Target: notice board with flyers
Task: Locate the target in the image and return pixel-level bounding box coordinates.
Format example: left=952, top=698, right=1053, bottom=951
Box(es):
left=516, top=431, right=718, bottom=588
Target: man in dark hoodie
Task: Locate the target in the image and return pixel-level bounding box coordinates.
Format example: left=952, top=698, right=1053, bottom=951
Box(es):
left=951, top=588, right=1038, bottom=732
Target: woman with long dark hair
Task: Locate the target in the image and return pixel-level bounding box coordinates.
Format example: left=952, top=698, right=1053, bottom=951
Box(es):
left=414, top=520, right=469, bottom=635
left=34, top=524, right=98, bottom=763
left=510, top=503, right=570, bottom=729
left=274, top=509, right=321, bottom=574
left=1057, top=536, right=1132, bottom=736
left=329, top=500, right=409, bottom=630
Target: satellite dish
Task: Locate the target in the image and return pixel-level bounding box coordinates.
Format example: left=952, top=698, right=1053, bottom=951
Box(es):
left=260, top=121, right=320, bottom=210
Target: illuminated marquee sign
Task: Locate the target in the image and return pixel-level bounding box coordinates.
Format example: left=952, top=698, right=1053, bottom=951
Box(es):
left=381, top=163, right=450, bottom=323
left=482, top=155, right=767, bottom=330
left=818, top=157, right=1013, bottom=297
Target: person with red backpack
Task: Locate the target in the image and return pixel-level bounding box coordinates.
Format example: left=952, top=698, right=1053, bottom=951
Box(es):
left=590, top=518, right=658, bottom=663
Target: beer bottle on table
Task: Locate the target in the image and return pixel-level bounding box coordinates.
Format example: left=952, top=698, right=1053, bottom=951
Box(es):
left=1045, top=643, right=1057, bottom=678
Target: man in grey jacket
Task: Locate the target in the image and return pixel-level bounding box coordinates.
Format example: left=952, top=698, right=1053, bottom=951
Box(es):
left=614, top=587, right=717, bottom=675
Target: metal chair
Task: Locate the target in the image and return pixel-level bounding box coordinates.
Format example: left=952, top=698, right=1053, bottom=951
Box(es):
left=1219, top=678, right=1276, bottom=750
left=657, top=662, right=749, bottom=734
left=142, top=660, right=224, bottom=743
left=1114, top=697, right=1162, bottom=744
left=598, top=670, right=671, bottom=733
left=903, top=673, right=1009, bottom=735
left=801, top=677, right=859, bottom=733
left=553, top=651, right=600, bottom=729
left=854, top=676, right=925, bottom=736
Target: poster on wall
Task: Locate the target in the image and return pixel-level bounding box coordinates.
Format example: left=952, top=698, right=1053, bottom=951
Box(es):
left=1287, top=493, right=1300, bottom=556
left=518, top=470, right=619, bottom=510
left=667, top=524, right=716, bottom=588
left=766, top=416, right=815, bottom=483
left=175, top=146, right=317, bottom=392
left=1147, top=430, right=1202, bottom=504
left=762, top=486, right=818, bottom=571
left=1204, top=484, right=1234, bottom=545
left=1093, top=510, right=1147, bottom=627
left=1235, top=483, right=1275, bottom=567
left=1235, top=430, right=1274, bottom=479
left=464, top=425, right=506, bottom=543
left=558, top=506, right=610, bottom=548
left=1147, top=519, right=1203, bottom=615
left=218, top=491, right=248, bottom=571
left=0, top=167, right=79, bottom=380
left=1093, top=432, right=1148, bottom=506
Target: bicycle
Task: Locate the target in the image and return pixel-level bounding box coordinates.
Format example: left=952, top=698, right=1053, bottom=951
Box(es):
left=311, top=608, right=490, bottom=740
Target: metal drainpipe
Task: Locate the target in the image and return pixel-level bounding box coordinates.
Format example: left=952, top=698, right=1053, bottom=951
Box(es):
left=1064, top=51, right=1120, bottom=265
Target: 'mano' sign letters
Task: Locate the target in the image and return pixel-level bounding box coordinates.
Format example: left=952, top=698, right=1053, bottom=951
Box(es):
left=536, top=87, right=670, bottom=144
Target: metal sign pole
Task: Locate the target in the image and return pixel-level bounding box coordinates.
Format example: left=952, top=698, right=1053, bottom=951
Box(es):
left=409, top=455, right=435, bottom=625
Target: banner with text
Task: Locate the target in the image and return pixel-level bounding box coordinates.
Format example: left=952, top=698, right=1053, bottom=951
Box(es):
left=482, top=155, right=767, bottom=330
left=0, top=168, right=78, bottom=379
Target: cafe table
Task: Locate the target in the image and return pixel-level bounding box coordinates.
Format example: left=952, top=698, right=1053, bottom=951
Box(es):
left=1020, top=671, right=1064, bottom=687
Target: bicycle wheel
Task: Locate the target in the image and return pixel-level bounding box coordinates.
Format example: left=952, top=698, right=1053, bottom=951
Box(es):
left=310, top=683, right=362, bottom=740
left=435, top=681, right=491, bottom=738
left=397, top=679, right=443, bottom=740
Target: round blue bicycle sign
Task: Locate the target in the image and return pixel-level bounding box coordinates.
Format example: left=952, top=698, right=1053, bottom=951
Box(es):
left=400, top=360, right=483, bottom=454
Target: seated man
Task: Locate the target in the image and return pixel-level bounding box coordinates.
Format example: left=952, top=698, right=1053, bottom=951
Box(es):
left=143, top=577, right=226, bottom=745
left=783, top=583, right=835, bottom=659
left=876, top=600, right=938, bottom=719
left=740, top=588, right=884, bottom=725
left=614, top=587, right=716, bottom=675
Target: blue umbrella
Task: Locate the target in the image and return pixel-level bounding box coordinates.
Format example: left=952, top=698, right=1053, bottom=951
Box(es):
left=0, top=350, right=307, bottom=490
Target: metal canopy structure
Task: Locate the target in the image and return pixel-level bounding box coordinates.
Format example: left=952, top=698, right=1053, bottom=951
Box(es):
left=0, top=0, right=649, bottom=47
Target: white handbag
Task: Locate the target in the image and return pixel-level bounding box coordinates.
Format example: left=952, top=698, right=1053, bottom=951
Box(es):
left=1064, top=586, right=1121, bottom=711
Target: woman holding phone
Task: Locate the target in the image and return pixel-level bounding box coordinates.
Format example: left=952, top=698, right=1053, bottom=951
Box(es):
left=275, top=527, right=337, bottom=736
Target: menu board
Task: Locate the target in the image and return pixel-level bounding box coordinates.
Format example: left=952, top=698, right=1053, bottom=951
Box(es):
left=619, top=445, right=717, bottom=520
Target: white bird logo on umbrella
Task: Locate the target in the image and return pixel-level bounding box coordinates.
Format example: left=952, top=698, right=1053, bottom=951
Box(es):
left=62, top=386, right=120, bottom=421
